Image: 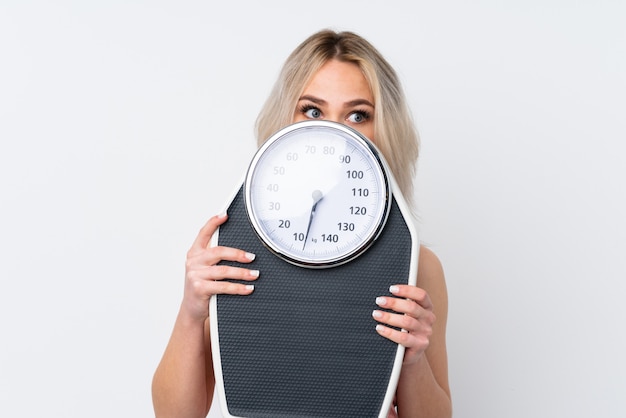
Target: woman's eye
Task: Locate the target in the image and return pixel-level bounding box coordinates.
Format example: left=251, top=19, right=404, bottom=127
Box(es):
left=304, top=107, right=322, bottom=119
left=347, top=111, right=369, bottom=123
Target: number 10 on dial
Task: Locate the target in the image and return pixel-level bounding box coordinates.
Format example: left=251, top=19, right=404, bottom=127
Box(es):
left=244, top=120, right=391, bottom=268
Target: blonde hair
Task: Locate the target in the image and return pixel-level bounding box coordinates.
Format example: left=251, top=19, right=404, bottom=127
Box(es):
left=255, top=29, right=420, bottom=206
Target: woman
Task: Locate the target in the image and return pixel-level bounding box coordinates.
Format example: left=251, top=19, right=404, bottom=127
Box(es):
left=152, top=29, right=451, bottom=418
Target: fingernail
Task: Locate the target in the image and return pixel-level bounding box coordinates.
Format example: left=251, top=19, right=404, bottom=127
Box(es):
left=376, top=324, right=385, bottom=333
left=217, top=212, right=227, bottom=218
left=372, top=310, right=383, bottom=319
left=375, top=297, right=386, bottom=306
left=245, top=284, right=255, bottom=291
left=389, top=285, right=400, bottom=294
left=245, top=252, right=256, bottom=261
left=250, top=270, right=260, bottom=277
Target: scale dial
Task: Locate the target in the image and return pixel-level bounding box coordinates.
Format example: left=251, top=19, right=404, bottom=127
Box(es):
left=244, top=120, right=391, bottom=268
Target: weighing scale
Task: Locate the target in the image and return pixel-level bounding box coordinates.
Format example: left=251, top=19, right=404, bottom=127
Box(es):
left=210, top=121, right=419, bottom=418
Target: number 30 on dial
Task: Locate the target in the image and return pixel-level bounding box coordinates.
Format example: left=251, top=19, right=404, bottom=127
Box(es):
left=244, top=120, right=392, bottom=268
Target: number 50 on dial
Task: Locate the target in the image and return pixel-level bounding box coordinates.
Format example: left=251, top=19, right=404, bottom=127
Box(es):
left=244, top=120, right=392, bottom=268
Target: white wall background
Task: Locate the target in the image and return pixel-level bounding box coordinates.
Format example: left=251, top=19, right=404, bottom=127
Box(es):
left=1, top=1, right=624, bottom=417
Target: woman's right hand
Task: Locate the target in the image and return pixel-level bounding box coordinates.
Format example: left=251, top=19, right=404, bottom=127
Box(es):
left=181, top=214, right=259, bottom=321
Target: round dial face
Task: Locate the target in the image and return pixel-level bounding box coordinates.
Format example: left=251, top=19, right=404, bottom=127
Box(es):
left=245, top=120, right=391, bottom=268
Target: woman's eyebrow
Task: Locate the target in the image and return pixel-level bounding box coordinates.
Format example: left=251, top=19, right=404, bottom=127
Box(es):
left=298, top=95, right=326, bottom=105
left=344, top=99, right=374, bottom=108
left=298, top=95, right=374, bottom=109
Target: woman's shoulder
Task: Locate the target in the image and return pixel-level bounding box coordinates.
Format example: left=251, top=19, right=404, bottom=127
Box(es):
left=418, top=245, right=444, bottom=276
left=417, top=245, right=447, bottom=298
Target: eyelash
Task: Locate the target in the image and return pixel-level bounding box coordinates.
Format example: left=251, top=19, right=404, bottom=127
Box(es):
left=298, top=104, right=372, bottom=123
left=299, top=104, right=321, bottom=117
left=349, top=109, right=372, bottom=122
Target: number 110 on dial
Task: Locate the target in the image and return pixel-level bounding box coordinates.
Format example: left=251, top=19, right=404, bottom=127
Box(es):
left=244, top=121, right=391, bottom=268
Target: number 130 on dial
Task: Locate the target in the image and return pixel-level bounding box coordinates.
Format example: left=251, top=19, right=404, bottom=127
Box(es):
left=244, top=120, right=391, bottom=268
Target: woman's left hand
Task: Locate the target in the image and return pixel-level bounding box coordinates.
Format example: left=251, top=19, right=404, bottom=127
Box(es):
left=372, top=284, right=436, bottom=366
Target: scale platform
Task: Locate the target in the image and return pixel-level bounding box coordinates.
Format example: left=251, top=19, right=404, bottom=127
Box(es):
left=210, top=186, right=418, bottom=418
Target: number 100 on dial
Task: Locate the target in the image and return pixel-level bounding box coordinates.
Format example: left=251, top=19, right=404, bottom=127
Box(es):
left=244, top=121, right=391, bottom=268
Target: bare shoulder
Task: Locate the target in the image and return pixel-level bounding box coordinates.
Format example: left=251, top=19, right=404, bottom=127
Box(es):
left=417, top=245, right=446, bottom=291
left=416, top=245, right=448, bottom=320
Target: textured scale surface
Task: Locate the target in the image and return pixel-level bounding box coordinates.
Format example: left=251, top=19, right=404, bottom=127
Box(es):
left=214, top=187, right=413, bottom=418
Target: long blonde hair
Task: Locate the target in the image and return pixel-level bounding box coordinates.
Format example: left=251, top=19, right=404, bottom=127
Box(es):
left=255, top=29, right=420, bottom=206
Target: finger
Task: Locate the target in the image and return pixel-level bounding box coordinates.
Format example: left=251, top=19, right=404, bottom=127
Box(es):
left=375, top=295, right=436, bottom=324
left=372, top=309, right=433, bottom=334
left=389, top=284, right=434, bottom=310
left=192, top=276, right=257, bottom=296
left=187, top=246, right=256, bottom=269
left=375, top=323, right=429, bottom=349
left=194, top=264, right=260, bottom=282
left=190, top=214, right=228, bottom=251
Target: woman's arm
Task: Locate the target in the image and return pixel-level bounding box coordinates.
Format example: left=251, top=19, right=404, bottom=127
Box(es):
left=151, top=308, right=214, bottom=418
left=152, top=215, right=259, bottom=418
left=374, top=245, right=452, bottom=418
